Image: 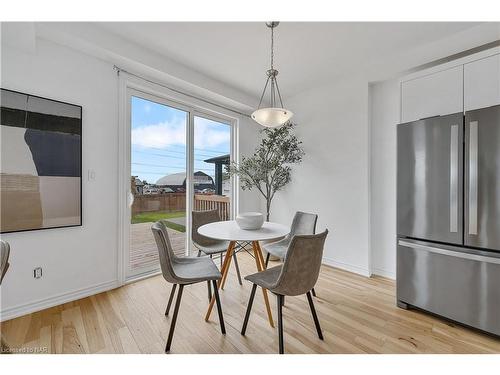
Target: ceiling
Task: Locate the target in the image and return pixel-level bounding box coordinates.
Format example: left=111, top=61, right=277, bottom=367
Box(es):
left=97, top=22, right=482, bottom=99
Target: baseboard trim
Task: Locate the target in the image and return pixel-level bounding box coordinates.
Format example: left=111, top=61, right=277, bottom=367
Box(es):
left=371, top=267, right=396, bottom=280
left=322, top=257, right=371, bottom=277
left=125, top=269, right=161, bottom=285
left=0, top=279, right=119, bottom=322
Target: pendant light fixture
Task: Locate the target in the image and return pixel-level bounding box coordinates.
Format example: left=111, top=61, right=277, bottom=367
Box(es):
left=251, top=22, right=293, bottom=128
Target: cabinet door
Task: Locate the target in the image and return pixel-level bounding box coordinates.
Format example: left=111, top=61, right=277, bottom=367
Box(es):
left=401, top=66, right=463, bottom=123
left=464, top=54, right=500, bottom=111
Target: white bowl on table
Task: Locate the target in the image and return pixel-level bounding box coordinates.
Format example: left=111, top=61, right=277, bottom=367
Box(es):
left=236, top=212, right=264, bottom=230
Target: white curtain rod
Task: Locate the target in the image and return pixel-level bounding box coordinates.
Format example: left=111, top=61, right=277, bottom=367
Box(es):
left=113, top=65, right=251, bottom=118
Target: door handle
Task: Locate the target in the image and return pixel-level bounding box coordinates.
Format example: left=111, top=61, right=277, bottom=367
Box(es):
left=398, top=240, right=500, bottom=264
left=449, top=124, right=458, bottom=233
left=468, top=121, right=478, bottom=235
left=128, top=191, right=135, bottom=207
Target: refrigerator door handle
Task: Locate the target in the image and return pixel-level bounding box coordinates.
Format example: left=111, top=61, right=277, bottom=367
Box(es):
left=449, top=124, right=459, bottom=233
left=398, top=240, right=500, bottom=264
left=468, top=121, right=479, bottom=235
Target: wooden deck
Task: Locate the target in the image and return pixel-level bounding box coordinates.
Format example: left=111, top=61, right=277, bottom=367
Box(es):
left=130, top=222, right=186, bottom=270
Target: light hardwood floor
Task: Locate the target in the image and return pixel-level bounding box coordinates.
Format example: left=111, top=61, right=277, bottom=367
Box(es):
left=2, top=251, right=500, bottom=354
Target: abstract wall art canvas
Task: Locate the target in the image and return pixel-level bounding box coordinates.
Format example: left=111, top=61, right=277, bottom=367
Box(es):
left=0, top=89, right=82, bottom=233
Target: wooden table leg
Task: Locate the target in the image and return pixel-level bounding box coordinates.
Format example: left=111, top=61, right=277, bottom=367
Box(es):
left=252, top=241, right=274, bottom=328
left=205, top=241, right=235, bottom=322
left=254, top=241, right=267, bottom=270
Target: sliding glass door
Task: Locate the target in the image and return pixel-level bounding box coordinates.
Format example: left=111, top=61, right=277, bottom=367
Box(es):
left=192, top=114, right=233, bottom=223
left=125, top=89, right=234, bottom=280
left=128, top=93, right=189, bottom=278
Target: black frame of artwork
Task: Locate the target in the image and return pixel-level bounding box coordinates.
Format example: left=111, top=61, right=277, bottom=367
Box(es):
left=0, top=88, right=83, bottom=234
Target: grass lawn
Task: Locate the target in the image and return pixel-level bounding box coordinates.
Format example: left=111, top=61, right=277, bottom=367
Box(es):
left=131, top=211, right=186, bottom=232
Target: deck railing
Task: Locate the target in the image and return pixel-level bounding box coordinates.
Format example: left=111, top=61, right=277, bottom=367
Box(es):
left=194, top=194, right=231, bottom=220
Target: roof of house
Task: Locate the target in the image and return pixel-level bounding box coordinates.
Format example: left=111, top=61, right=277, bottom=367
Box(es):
left=203, top=154, right=230, bottom=164
left=156, top=171, right=214, bottom=186
left=156, top=172, right=186, bottom=186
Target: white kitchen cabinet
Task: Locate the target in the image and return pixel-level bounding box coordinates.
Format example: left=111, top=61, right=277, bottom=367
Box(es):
left=464, top=54, right=500, bottom=111
left=401, top=65, right=463, bottom=123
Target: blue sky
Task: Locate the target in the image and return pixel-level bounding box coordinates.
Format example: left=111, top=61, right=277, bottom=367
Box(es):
left=131, top=96, right=230, bottom=184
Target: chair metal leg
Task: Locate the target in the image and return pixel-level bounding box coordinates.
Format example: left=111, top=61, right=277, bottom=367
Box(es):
left=165, top=284, right=184, bottom=353
left=277, top=294, right=284, bottom=354
left=312, top=288, right=317, bottom=297
left=233, top=252, right=242, bottom=285
left=241, top=284, right=257, bottom=335
left=306, top=291, right=323, bottom=340
left=165, top=284, right=177, bottom=316
left=265, top=252, right=270, bottom=267
left=207, top=280, right=212, bottom=302
left=212, top=280, right=226, bottom=334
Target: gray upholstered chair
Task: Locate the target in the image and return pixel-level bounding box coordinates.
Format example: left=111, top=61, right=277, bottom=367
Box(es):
left=1, top=240, right=10, bottom=284
left=263, top=211, right=318, bottom=265
left=192, top=209, right=242, bottom=286
left=241, top=230, right=328, bottom=354
left=262, top=211, right=319, bottom=296
left=152, top=221, right=226, bottom=353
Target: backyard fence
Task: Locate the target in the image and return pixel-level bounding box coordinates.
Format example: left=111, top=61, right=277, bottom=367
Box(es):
left=132, top=193, right=230, bottom=220
left=132, top=193, right=185, bottom=215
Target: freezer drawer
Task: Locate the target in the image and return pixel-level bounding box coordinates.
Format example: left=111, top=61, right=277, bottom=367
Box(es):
left=397, top=113, right=463, bottom=244
left=397, top=239, right=500, bottom=336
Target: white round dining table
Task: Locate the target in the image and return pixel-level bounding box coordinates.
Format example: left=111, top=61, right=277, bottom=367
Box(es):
left=198, top=220, right=289, bottom=242
left=199, top=220, right=290, bottom=328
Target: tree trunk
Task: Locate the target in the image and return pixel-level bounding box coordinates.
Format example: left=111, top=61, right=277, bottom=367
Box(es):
left=266, top=198, right=271, bottom=222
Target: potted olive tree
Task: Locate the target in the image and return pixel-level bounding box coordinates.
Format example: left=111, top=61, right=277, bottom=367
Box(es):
left=228, top=123, right=305, bottom=222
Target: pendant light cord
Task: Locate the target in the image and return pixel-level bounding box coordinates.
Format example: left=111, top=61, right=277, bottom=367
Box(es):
left=270, top=25, right=274, bottom=71
left=255, top=22, right=289, bottom=112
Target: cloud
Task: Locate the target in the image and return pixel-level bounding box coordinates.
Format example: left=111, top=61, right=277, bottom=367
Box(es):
left=131, top=117, right=230, bottom=150
left=131, top=119, right=186, bottom=149
left=193, top=117, right=230, bottom=149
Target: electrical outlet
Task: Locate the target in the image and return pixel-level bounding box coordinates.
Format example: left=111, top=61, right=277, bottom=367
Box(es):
left=34, top=267, right=42, bottom=279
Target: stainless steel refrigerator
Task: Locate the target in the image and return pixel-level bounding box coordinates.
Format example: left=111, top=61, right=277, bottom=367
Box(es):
left=397, top=105, right=500, bottom=336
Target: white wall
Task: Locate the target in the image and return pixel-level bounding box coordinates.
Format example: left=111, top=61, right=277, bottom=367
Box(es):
left=1, top=38, right=120, bottom=319
left=369, top=79, right=400, bottom=278
left=0, top=33, right=261, bottom=320
left=271, top=76, right=371, bottom=276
